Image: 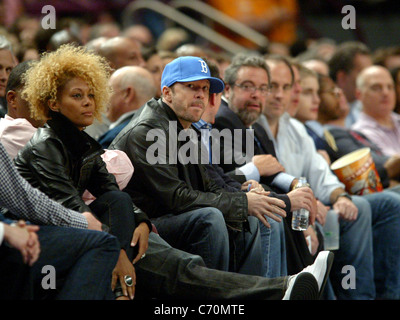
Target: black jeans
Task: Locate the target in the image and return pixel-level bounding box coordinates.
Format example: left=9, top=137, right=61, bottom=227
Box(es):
left=90, top=191, right=288, bottom=300
left=134, top=232, right=288, bottom=300
left=89, top=190, right=137, bottom=260
left=0, top=245, right=31, bottom=299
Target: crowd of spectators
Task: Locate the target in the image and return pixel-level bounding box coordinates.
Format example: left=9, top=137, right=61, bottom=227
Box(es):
left=1, top=1, right=400, bottom=301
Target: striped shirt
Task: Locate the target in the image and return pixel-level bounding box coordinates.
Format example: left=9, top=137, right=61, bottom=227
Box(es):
left=0, top=142, right=88, bottom=229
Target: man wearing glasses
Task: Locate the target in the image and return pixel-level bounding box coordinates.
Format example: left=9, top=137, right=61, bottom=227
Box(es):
left=256, top=56, right=400, bottom=300
left=214, top=54, right=317, bottom=279
left=216, top=54, right=301, bottom=192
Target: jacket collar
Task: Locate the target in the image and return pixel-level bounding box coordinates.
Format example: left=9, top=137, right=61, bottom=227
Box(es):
left=160, top=100, right=184, bottom=129
left=46, top=111, right=103, bottom=159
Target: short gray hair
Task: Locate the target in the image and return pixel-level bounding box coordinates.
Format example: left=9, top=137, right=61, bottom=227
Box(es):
left=224, top=53, right=270, bottom=86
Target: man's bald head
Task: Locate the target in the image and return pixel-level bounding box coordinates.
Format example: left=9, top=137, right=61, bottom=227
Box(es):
left=356, top=65, right=396, bottom=119
left=99, top=36, right=145, bottom=70
left=108, top=66, right=156, bottom=122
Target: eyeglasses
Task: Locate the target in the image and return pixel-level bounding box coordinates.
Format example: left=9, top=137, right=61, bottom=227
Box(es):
left=319, top=87, right=342, bottom=98
left=234, top=83, right=271, bottom=95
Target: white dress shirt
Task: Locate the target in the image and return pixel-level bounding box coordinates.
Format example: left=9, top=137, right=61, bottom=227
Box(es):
left=257, top=113, right=345, bottom=204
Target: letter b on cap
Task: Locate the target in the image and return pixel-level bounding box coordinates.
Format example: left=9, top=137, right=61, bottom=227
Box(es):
left=199, top=60, right=208, bottom=73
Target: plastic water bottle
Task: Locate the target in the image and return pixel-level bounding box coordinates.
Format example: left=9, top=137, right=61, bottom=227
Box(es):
left=322, top=209, right=340, bottom=250
left=291, top=177, right=310, bottom=231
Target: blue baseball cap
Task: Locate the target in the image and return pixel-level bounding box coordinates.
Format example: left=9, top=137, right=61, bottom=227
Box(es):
left=161, top=56, right=225, bottom=94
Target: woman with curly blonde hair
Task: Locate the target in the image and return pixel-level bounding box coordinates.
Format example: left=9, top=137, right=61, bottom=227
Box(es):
left=15, top=44, right=151, bottom=300
left=22, top=44, right=111, bottom=123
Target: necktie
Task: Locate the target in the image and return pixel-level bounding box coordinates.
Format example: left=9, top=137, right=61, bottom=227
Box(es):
left=323, top=129, right=338, bottom=152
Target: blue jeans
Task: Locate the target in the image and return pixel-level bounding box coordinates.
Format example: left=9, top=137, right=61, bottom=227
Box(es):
left=332, top=192, right=400, bottom=299
left=259, top=218, right=287, bottom=278
left=331, top=195, right=374, bottom=300
left=31, top=226, right=120, bottom=300
left=151, top=207, right=263, bottom=276
left=388, top=184, right=400, bottom=194
left=368, top=191, right=400, bottom=299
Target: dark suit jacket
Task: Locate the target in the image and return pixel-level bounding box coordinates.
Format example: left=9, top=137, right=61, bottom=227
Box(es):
left=191, top=125, right=292, bottom=214
left=214, top=99, right=316, bottom=274
left=214, top=99, right=282, bottom=190
left=98, top=113, right=136, bottom=149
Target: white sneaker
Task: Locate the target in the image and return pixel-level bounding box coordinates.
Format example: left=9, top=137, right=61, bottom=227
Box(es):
left=282, top=272, right=318, bottom=300
left=302, top=251, right=334, bottom=292
left=283, top=251, right=334, bottom=300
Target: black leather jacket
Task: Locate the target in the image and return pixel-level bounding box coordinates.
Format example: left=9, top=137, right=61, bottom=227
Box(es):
left=110, top=98, right=249, bottom=230
left=14, top=111, right=150, bottom=228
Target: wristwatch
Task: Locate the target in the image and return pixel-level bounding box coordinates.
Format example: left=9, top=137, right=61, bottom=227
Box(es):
left=336, top=192, right=352, bottom=202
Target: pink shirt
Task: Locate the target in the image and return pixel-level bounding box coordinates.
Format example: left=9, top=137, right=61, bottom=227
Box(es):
left=0, top=115, right=133, bottom=203
left=0, top=115, right=37, bottom=159
left=82, top=149, right=134, bottom=204
left=352, top=112, right=400, bottom=157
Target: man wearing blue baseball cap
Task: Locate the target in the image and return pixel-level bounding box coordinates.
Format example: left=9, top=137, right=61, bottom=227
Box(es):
left=111, top=55, right=270, bottom=276
left=110, top=56, right=331, bottom=297
left=159, top=56, right=225, bottom=129
left=161, top=56, right=225, bottom=93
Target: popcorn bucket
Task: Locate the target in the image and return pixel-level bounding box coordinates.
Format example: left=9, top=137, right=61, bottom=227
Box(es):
left=330, top=148, right=383, bottom=195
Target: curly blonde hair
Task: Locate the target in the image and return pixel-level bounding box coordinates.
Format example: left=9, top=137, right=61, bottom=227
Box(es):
left=22, top=43, right=112, bottom=121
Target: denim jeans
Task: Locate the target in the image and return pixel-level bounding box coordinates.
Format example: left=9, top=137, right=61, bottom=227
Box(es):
left=135, top=232, right=288, bottom=299
left=30, top=225, right=120, bottom=300
left=388, top=184, right=400, bottom=194
left=330, top=195, right=374, bottom=300
left=259, top=218, right=287, bottom=278
left=368, top=190, right=400, bottom=299
left=332, top=192, right=400, bottom=300
left=151, top=207, right=264, bottom=276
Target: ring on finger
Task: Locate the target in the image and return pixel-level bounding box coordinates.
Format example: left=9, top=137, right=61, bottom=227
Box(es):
left=124, top=275, right=133, bottom=287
